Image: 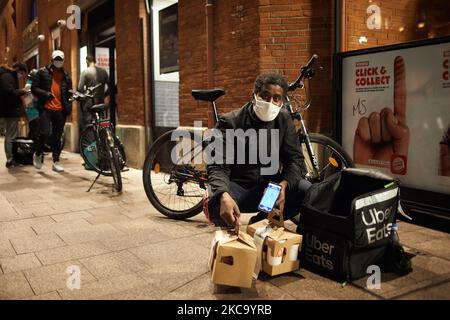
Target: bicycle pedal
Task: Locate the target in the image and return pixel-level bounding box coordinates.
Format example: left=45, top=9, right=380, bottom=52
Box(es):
left=121, top=167, right=130, bottom=172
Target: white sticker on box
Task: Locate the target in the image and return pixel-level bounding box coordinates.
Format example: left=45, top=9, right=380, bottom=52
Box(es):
left=252, top=225, right=274, bottom=279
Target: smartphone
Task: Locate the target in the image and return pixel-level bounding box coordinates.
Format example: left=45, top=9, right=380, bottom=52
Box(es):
left=258, top=182, right=282, bottom=213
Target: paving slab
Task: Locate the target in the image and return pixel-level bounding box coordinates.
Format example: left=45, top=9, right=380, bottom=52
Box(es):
left=79, top=250, right=148, bottom=279
left=0, top=138, right=449, bottom=300
left=23, top=260, right=97, bottom=295
left=10, top=233, right=66, bottom=254
left=0, top=253, right=42, bottom=273
left=57, top=273, right=146, bottom=300
left=0, top=272, right=35, bottom=299
left=35, top=242, right=111, bottom=266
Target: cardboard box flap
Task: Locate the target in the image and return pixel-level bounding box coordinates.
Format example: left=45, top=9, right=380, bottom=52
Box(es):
left=238, top=231, right=257, bottom=249
left=267, top=227, right=287, bottom=241
left=209, top=230, right=235, bottom=270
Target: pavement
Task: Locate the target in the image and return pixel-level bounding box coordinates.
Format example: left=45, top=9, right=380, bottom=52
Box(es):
left=0, top=137, right=449, bottom=300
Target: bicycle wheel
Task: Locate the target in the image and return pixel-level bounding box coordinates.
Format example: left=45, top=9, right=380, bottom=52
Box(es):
left=79, top=126, right=102, bottom=174
left=143, top=129, right=207, bottom=220
left=301, top=133, right=354, bottom=183
left=104, top=129, right=122, bottom=192
left=80, top=126, right=126, bottom=175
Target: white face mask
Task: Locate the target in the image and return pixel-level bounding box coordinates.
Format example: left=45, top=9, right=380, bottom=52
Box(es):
left=253, top=94, right=281, bottom=122
left=53, top=60, right=64, bottom=69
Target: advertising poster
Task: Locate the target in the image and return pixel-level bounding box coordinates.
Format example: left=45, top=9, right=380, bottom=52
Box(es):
left=95, top=47, right=110, bottom=76
left=341, top=40, right=450, bottom=195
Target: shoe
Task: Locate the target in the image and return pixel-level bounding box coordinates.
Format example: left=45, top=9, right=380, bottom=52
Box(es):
left=52, top=162, right=64, bottom=173
left=33, top=153, right=43, bottom=169
left=6, top=160, right=21, bottom=168
left=248, top=211, right=268, bottom=225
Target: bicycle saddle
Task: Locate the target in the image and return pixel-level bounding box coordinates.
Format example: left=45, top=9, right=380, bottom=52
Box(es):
left=89, top=104, right=109, bottom=113
left=191, top=89, right=225, bottom=102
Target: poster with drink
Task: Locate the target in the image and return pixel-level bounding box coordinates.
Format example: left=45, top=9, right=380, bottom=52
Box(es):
left=340, top=39, right=450, bottom=195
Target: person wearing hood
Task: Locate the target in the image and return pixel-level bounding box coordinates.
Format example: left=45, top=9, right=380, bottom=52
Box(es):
left=31, top=50, right=73, bottom=173
left=0, top=62, right=28, bottom=168
left=205, top=73, right=312, bottom=227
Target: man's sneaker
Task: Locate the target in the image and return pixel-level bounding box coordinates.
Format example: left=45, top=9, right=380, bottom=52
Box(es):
left=52, top=162, right=64, bottom=173
left=33, top=153, right=43, bottom=169
left=6, top=160, right=21, bottom=169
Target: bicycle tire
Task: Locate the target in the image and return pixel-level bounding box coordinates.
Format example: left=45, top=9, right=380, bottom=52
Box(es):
left=80, top=126, right=126, bottom=176
left=143, top=129, right=205, bottom=220
left=105, top=129, right=122, bottom=192
left=303, top=132, right=354, bottom=182
left=79, top=126, right=102, bottom=174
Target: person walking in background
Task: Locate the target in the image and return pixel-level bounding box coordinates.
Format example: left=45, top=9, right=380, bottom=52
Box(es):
left=0, top=62, right=28, bottom=168
left=78, top=54, right=110, bottom=132
left=23, top=69, right=40, bottom=143
left=31, top=50, right=73, bottom=173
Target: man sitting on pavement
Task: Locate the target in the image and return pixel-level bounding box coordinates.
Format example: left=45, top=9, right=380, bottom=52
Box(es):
left=205, top=73, right=312, bottom=227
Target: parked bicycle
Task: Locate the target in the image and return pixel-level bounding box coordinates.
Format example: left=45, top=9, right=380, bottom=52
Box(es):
left=70, top=84, right=126, bottom=192
left=143, top=54, right=354, bottom=219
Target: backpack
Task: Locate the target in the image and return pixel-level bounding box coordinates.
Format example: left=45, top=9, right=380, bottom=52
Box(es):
left=12, top=138, right=35, bottom=165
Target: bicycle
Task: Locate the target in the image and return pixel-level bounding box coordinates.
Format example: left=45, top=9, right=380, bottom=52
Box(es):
left=70, top=84, right=126, bottom=192
left=142, top=54, right=354, bottom=220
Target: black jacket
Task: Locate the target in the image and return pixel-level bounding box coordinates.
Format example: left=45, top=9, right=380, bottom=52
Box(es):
left=0, top=67, right=25, bottom=118
left=207, top=102, right=307, bottom=196
left=31, top=64, right=73, bottom=116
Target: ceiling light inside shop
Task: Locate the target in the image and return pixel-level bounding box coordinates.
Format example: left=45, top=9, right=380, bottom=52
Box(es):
left=417, top=22, right=426, bottom=28
left=359, top=36, right=368, bottom=44
left=398, top=26, right=404, bottom=32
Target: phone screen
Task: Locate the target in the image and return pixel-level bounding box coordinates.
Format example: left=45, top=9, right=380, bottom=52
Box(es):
left=258, top=183, right=282, bottom=213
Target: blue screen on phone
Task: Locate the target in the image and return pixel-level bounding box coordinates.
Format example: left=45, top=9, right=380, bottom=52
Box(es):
left=258, top=183, right=282, bottom=213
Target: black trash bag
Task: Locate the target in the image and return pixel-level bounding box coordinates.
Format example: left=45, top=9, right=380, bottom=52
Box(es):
left=12, top=137, right=35, bottom=165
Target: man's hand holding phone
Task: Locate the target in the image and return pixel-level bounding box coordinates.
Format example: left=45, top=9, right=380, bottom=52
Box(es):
left=272, top=180, right=287, bottom=217
left=220, top=192, right=241, bottom=227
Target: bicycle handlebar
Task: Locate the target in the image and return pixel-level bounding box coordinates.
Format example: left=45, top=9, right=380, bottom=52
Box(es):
left=69, top=84, right=102, bottom=102
left=288, top=54, right=318, bottom=91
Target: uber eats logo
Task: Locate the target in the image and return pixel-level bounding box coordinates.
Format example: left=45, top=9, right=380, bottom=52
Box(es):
left=305, top=234, right=335, bottom=271
left=361, top=205, right=394, bottom=245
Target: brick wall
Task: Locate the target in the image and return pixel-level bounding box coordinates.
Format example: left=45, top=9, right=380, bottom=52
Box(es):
left=115, top=0, right=145, bottom=126
left=259, top=0, right=335, bottom=134
left=178, top=0, right=208, bottom=126
left=0, top=0, right=19, bottom=65
left=178, top=0, right=335, bottom=135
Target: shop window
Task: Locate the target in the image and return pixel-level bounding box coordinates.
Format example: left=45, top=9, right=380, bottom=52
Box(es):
left=152, top=0, right=179, bottom=128
left=343, top=0, right=450, bottom=51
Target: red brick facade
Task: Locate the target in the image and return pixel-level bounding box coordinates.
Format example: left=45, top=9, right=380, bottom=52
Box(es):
left=115, top=0, right=147, bottom=126
left=179, top=0, right=335, bottom=135
left=1, top=0, right=449, bottom=166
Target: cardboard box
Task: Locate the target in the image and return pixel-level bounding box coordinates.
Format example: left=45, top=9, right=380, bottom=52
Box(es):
left=209, top=229, right=257, bottom=288
left=247, top=219, right=302, bottom=276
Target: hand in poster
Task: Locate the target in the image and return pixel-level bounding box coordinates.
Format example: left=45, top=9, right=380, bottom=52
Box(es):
left=439, top=125, right=450, bottom=177
left=353, top=56, right=410, bottom=173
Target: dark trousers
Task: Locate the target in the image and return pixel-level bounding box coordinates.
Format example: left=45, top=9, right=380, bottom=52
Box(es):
left=206, top=179, right=312, bottom=227
left=3, top=117, right=19, bottom=163
left=36, top=109, right=65, bottom=162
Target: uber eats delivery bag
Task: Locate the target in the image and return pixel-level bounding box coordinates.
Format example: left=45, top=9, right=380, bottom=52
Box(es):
left=12, top=138, right=35, bottom=165
left=298, top=168, right=399, bottom=281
